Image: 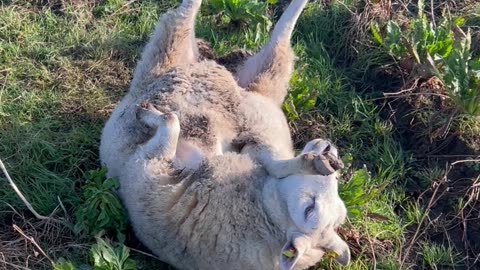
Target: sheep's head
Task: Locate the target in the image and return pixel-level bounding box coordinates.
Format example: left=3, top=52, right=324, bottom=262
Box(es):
left=265, top=140, right=350, bottom=270
left=277, top=174, right=350, bottom=270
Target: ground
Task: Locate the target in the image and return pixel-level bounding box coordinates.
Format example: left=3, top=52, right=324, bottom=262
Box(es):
left=0, top=0, right=479, bottom=269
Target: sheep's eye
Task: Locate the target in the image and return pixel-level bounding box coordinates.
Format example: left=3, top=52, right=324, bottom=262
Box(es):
left=304, top=204, right=315, bottom=220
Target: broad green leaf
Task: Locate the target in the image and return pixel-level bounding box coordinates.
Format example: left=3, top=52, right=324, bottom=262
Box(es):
left=348, top=207, right=362, bottom=218
left=53, top=259, right=77, bottom=270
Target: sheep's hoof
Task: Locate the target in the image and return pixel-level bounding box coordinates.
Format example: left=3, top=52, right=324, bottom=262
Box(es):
left=136, top=101, right=156, bottom=120
left=136, top=105, right=150, bottom=122
left=162, top=112, right=179, bottom=124
left=136, top=101, right=177, bottom=129
left=182, top=0, right=202, bottom=10
left=313, top=152, right=344, bottom=176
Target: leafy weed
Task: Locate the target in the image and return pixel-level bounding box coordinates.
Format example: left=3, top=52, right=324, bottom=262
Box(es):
left=74, top=168, right=128, bottom=241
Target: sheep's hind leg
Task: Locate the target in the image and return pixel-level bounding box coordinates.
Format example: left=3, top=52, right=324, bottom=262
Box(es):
left=235, top=0, right=308, bottom=106
left=130, top=0, right=202, bottom=93
left=135, top=103, right=180, bottom=160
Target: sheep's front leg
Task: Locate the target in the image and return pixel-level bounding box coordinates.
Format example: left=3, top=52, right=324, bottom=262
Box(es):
left=301, top=139, right=344, bottom=176
left=264, top=154, right=342, bottom=178
left=135, top=103, right=180, bottom=160
left=256, top=139, right=344, bottom=178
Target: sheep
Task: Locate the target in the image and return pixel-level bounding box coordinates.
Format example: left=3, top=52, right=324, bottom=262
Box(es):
left=98, top=0, right=352, bottom=268
left=121, top=103, right=350, bottom=270
left=99, top=0, right=342, bottom=181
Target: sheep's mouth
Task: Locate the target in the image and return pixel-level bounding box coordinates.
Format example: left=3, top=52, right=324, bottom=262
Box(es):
left=282, top=244, right=298, bottom=261
left=281, top=232, right=310, bottom=270
left=313, top=245, right=336, bottom=257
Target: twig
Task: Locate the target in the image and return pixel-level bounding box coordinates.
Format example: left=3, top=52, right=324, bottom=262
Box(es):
left=400, top=178, right=444, bottom=267
left=364, top=223, right=377, bottom=270
left=451, top=159, right=480, bottom=166
left=57, top=196, right=68, bottom=217
left=473, top=252, right=480, bottom=266
left=109, top=0, right=137, bottom=17
left=457, top=175, right=480, bottom=240
left=12, top=224, right=54, bottom=266
left=383, top=79, right=419, bottom=96
left=0, top=259, right=32, bottom=270
left=421, top=154, right=480, bottom=158
left=368, top=92, right=450, bottom=102
left=396, top=92, right=450, bottom=98
left=335, top=0, right=355, bottom=15
left=0, top=159, right=49, bottom=220
left=127, top=245, right=163, bottom=261
left=430, top=0, right=436, bottom=28
left=400, top=159, right=480, bottom=267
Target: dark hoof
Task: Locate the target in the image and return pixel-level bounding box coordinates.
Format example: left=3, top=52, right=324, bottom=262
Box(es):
left=313, top=152, right=344, bottom=176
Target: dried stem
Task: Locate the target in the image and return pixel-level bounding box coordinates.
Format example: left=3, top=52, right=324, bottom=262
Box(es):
left=400, top=159, right=480, bottom=267
left=0, top=159, right=50, bottom=220
left=12, top=224, right=54, bottom=265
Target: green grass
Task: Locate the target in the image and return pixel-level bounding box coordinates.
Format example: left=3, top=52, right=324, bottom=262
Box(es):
left=1, top=0, right=479, bottom=269
left=419, top=242, right=462, bottom=270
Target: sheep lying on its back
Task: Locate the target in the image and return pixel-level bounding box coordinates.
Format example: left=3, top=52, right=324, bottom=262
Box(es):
left=98, top=0, right=352, bottom=269
left=100, top=0, right=342, bottom=181
left=121, top=104, right=350, bottom=270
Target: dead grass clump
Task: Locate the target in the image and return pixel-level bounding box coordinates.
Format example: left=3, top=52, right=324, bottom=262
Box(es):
left=216, top=49, right=252, bottom=73
left=54, top=59, right=131, bottom=96
left=403, top=160, right=480, bottom=269
left=19, top=0, right=100, bottom=15
left=337, top=226, right=395, bottom=263
left=290, top=110, right=329, bottom=150
left=0, top=211, right=83, bottom=270
left=51, top=58, right=131, bottom=121
left=380, top=75, right=479, bottom=157
left=349, top=0, right=393, bottom=46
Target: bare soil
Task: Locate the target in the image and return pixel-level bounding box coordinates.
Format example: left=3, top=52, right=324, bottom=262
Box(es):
left=378, top=72, right=480, bottom=268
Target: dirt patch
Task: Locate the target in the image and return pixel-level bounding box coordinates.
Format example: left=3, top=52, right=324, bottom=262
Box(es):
left=196, top=38, right=253, bottom=73
left=0, top=212, right=78, bottom=270
left=403, top=164, right=480, bottom=269
left=196, top=39, right=215, bottom=61
left=25, top=0, right=100, bottom=14
left=380, top=76, right=479, bottom=156
left=51, top=59, right=131, bottom=121
left=376, top=72, right=480, bottom=267
left=289, top=110, right=329, bottom=150
left=337, top=226, right=396, bottom=264
left=216, top=49, right=252, bottom=73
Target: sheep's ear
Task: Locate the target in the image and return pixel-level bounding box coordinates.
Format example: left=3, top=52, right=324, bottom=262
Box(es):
left=301, top=139, right=334, bottom=155
left=324, top=233, right=351, bottom=266
left=280, top=233, right=309, bottom=270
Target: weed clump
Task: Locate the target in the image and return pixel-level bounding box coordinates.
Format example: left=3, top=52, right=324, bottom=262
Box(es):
left=74, top=168, right=128, bottom=241
left=371, top=1, right=480, bottom=117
